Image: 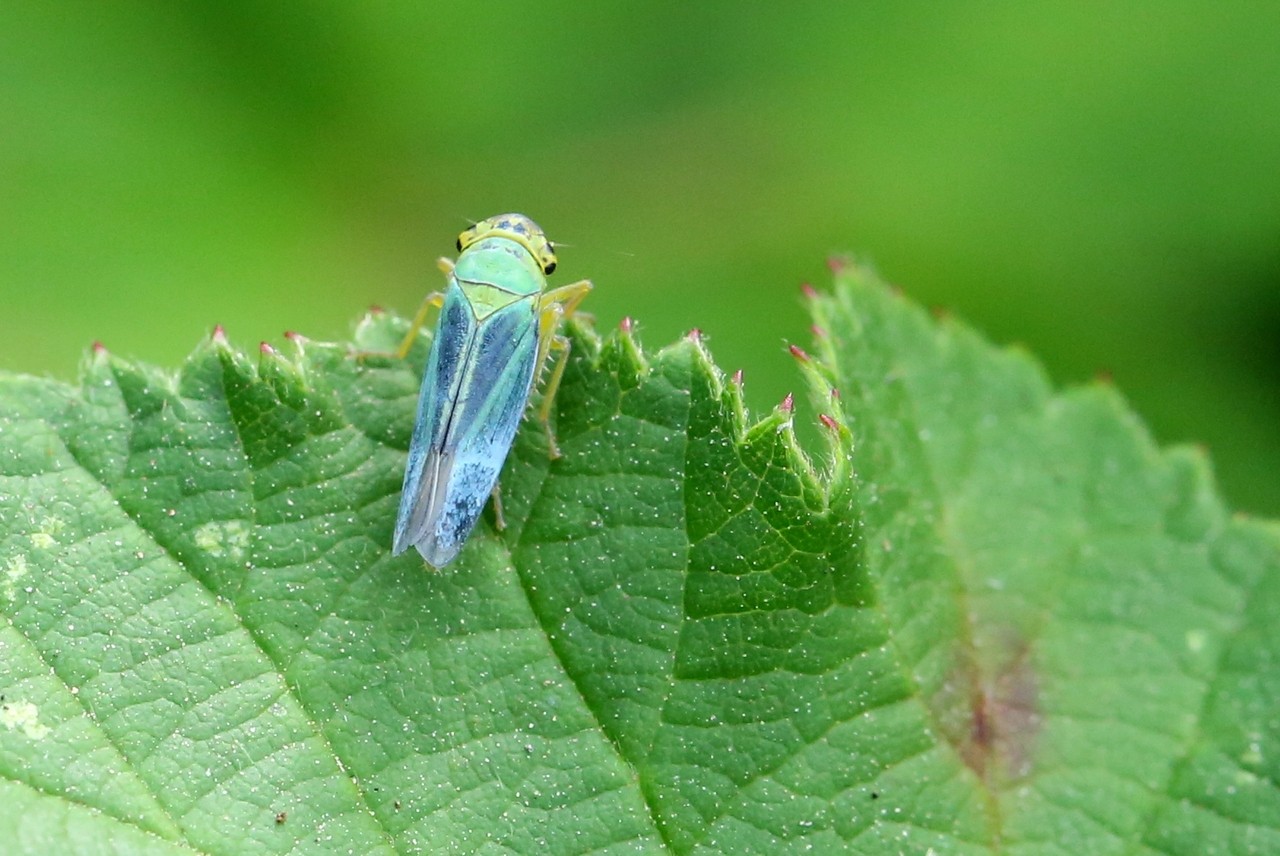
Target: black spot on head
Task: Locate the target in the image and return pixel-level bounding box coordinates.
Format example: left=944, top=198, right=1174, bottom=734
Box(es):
left=544, top=261, right=556, bottom=275
left=456, top=237, right=463, bottom=252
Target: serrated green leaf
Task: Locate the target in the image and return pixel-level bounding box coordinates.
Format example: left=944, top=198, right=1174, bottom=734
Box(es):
left=1, top=266, right=1277, bottom=855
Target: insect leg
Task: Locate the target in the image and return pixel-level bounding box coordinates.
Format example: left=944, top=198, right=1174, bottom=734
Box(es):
left=529, top=279, right=593, bottom=458
left=489, top=480, right=507, bottom=531
left=393, top=290, right=445, bottom=359
left=382, top=257, right=456, bottom=358
left=530, top=304, right=566, bottom=458
left=357, top=257, right=457, bottom=363
left=540, top=279, right=593, bottom=319
left=537, top=335, right=575, bottom=459
left=524, top=278, right=588, bottom=452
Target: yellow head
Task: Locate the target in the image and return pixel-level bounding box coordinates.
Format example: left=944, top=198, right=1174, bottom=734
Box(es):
left=457, top=213, right=558, bottom=275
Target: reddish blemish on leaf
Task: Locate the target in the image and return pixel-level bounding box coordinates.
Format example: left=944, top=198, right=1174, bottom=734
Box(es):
left=779, top=392, right=794, bottom=413
left=957, top=643, right=1041, bottom=782
left=789, top=344, right=810, bottom=362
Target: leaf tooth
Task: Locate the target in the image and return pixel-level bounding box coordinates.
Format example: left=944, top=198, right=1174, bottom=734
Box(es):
left=281, top=331, right=309, bottom=359
left=257, top=342, right=281, bottom=372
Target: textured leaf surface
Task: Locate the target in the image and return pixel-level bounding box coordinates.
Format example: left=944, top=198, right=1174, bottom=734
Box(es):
left=0, top=266, right=1276, bottom=854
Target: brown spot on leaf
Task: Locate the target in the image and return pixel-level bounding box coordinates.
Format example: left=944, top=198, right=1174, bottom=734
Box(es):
left=957, top=640, right=1041, bottom=782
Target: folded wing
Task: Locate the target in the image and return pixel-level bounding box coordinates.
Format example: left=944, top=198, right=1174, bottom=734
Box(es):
left=393, top=280, right=539, bottom=566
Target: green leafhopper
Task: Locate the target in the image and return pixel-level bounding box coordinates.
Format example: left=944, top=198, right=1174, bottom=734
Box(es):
left=393, top=214, right=591, bottom=567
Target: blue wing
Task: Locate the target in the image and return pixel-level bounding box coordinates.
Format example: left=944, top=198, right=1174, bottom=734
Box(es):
left=393, top=278, right=539, bottom=566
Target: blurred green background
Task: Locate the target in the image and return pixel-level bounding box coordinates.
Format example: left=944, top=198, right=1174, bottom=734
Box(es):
left=2, top=3, right=1277, bottom=514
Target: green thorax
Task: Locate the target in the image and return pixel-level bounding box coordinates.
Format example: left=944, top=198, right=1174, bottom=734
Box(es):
left=453, top=235, right=546, bottom=319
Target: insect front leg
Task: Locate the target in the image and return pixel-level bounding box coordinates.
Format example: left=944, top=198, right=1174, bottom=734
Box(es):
left=391, top=256, right=456, bottom=357
left=354, top=256, right=455, bottom=362
left=541, top=279, right=593, bottom=320
left=393, top=290, right=445, bottom=359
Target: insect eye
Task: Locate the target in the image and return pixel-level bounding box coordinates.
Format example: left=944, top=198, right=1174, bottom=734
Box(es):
left=544, top=261, right=557, bottom=275
left=456, top=238, right=463, bottom=252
